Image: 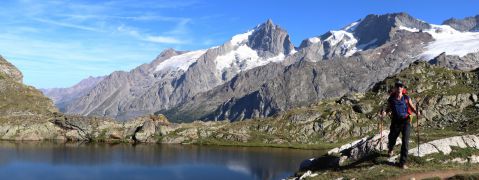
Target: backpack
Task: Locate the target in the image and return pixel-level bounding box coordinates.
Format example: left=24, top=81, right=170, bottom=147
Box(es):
left=390, top=89, right=413, bottom=118
left=401, top=89, right=414, bottom=116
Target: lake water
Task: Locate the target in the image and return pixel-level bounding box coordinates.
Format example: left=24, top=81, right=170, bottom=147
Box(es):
left=0, top=141, right=325, bottom=180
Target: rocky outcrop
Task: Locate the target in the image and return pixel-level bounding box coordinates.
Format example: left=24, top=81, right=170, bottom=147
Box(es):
left=247, top=19, right=294, bottom=56
left=0, top=56, right=57, bottom=116
left=299, top=130, right=400, bottom=170
left=407, top=135, right=479, bottom=157
left=0, top=55, right=23, bottom=83
left=327, top=130, right=400, bottom=161
left=353, top=12, right=431, bottom=47
left=298, top=13, right=431, bottom=61
left=298, top=134, right=479, bottom=173
left=443, top=15, right=479, bottom=32
left=429, top=52, right=479, bottom=71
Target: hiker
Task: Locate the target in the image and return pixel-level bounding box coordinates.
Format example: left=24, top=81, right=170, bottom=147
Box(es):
left=381, top=80, right=419, bottom=169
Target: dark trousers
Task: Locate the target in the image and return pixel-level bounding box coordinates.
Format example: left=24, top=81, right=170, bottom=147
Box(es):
left=387, top=119, right=411, bottom=165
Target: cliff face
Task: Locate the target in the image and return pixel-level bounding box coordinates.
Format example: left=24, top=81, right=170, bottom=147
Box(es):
left=0, top=56, right=57, bottom=117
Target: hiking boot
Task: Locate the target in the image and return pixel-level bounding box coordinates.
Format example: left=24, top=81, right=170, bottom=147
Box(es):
left=399, top=164, right=408, bottom=169
left=388, top=150, right=394, bottom=157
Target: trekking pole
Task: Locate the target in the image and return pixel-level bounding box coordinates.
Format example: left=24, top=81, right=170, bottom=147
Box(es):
left=416, top=101, right=420, bottom=157
left=379, top=107, right=385, bottom=151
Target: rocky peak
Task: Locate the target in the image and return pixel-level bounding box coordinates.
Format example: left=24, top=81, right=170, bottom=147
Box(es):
left=158, top=48, right=179, bottom=58
left=151, top=48, right=186, bottom=64
left=0, top=55, right=23, bottom=83
left=353, top=12, right=430, bottom=48
left=297, top=13, right=431, bottom=61
left=443, top=15, right=479, bottom=32
left=247, top=19, right=295, bottom=56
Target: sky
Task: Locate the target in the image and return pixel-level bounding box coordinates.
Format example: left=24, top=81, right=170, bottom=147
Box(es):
left=0, top=0, right=478, bottom=88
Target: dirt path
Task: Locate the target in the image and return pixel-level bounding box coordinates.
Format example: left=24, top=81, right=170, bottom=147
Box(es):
left=392, top=168, right=479, bottom=180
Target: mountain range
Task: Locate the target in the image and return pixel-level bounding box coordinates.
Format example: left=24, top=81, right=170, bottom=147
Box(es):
left=41, top=12, right=479, bottom=122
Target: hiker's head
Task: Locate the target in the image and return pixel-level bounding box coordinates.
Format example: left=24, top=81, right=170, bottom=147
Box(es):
left=394, top=81, right=404, bottom=92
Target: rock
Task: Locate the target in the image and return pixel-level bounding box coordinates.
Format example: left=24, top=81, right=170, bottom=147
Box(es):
left=469, top=155, right=479, bottom=163
left=462, top=135, right=479, bottom=148
left=108, top=131, right=123, bottom=139
left=443, top=15, right=479, bottom=32
left=407, top=143, right=439, bottom=157
left=298, top=170, right=319, bottom=180
left=409, top=135, right=479, bottom=157
left=134, top=120, right=157, bottom=142
left=450, top=157, right=467, bottom=164
left=65, top=130, right=83, bottom=141
left=471, top=94, right=478, bottom=102
left=336, top=95, right=359, bottom=105
left=0, top=55, right=23, bottom=82
left=352, top=103, right=372, bottom=114
left=299, top=158, right=316, bottom=171
left=323, top=130, right=402, bottom=167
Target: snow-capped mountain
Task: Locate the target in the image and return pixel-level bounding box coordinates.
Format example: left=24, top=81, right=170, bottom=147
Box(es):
left=398, top=24, right=479, bottom=61
left=59, top=19, right=294, bottom=120
left=298, top=12, right=431, bottom=61
left=164, top=12, right=438, bottom=121
left=43, top=12, right=479, bottom=122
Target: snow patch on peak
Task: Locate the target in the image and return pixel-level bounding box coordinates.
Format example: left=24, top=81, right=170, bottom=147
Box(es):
left=323, top=30, right=360, bottom=57
left=308, top=37, right=321, bottom=44
left=325, top=30, right=357, bottom=47
left=230, top=30, right=254, bottom=46
left=342, top=20, right=361, bottom=32
left=398, top=26, right=420, bottom=32
left=399, top=24, right=479, bottom=60
left=214, top=44, right=286, bottom=73
left=289, top=48, right=298, bottom=55
left=155, top=50, right=207, bottom=72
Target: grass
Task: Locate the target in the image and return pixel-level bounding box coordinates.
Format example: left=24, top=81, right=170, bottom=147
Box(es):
left=449, top=173, right=479, bottom=180
left=302, top=148, right=479, bottom=180
left=0, top=74, right=57, bottom=117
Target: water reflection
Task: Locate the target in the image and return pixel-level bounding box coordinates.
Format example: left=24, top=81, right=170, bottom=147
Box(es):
left=0, top=141, right=324, bottom=180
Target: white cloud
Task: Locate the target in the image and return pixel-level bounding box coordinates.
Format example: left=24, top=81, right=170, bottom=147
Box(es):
left=144, top=35, right=185, bottom=44
left=117, top=25, right=188, bottom=44
left=33, top=17, right=105, bottom=32
left=0, top=0, right=215, bottom=88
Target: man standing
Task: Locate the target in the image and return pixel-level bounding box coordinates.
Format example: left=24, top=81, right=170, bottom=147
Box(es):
left=381, top=81, right=419, bottom=169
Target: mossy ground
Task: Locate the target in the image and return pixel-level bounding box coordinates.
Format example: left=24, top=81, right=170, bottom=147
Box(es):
left=302, top=147, right=479, bottom=179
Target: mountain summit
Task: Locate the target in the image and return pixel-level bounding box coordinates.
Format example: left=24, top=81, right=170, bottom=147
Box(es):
left=59, top=19, right=296, bottom=120
left=43, top=12, right=479, bottom=122
left=247, top=19, right=295, bottom=56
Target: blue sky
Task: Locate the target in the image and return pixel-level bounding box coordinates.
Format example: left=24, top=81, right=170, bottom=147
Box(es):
left=0, top=0, right=478, bottom=88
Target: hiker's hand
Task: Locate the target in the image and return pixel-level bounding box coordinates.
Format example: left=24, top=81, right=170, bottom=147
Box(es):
left=380, top=111, right=386, bottom=117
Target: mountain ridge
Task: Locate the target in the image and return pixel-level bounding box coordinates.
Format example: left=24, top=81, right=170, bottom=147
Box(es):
left=43, top=12, right=479, bottom=122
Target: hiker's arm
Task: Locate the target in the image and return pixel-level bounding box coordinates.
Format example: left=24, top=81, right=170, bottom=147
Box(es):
left=380, top=100, right=391, bottom=116
left=407, top=97, right=419, bottom=115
